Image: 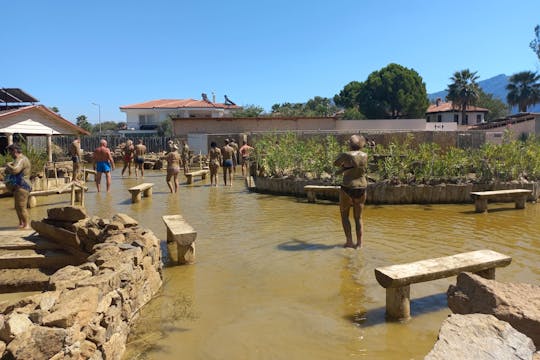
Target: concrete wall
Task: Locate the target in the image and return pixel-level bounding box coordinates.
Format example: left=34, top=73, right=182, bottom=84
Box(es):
left=426, top=111, right=486, bottom=124
left=336, top=119, right=426, bottom=131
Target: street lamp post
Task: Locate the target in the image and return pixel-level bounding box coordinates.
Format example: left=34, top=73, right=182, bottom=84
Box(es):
left=91, top=102, right=101, bottom=134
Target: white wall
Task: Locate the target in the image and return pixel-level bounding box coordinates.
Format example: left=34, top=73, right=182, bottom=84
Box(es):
left=336, top=119, right=426, bottom=131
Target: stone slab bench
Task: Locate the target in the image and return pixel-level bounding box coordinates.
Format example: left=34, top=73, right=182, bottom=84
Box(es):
left=185, top=169, right=209, bottom=184
left=470, top=189, right=532, bottom=213
left=162, top=215, right=197, bottom=265
left=128, top=183, right=154, bottom=203
left=374, top=249, right=512, bottom=321
left=83, top=168, right=96, bottom=182
left=304, top=185, right=340, bottom=203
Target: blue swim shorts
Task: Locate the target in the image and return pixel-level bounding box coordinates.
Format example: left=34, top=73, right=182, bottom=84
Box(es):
left=96, top=161, right=111, bottom=173
left=223, top=159, right=233, bottom=167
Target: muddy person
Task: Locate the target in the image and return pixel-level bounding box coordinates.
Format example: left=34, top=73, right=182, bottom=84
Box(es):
left=221, top=139, right=235, bottom=186
left=134, top=139, right=147, bottom=178
left=165, top=143, right=181, bottom=193
left=181, top=140, right=190, bottom=174
left=208, top=141, right=222, bottom=187
left=229, top=138, right=239, bottom=174
left=69, top=136, right=82, bottom=181
left=334, top=135, right=368, bottom=248
left=93, top=139, right=115, bottom=192
left=239, top=140, right=254, bottom=177
left=5, top=144, right=32, bottom=229
left=121, top=139, right=135, bottom=177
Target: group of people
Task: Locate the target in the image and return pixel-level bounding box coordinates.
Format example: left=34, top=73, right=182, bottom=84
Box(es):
left=208, top=138, right=254, bottom=187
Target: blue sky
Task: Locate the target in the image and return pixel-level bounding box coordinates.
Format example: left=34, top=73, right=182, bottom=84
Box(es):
left=2, top=0, right=539, bottom=124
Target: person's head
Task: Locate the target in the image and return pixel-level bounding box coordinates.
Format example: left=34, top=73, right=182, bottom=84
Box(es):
left=348, top=135, right=366, bottom=150
left=100, top=139, right=108, bottom=147
left=210, top=141, right=217, bottom=148
left=138, top=139, right=143, bottom=144
left=127, top=139, right=133, bottom=146
left=6, top=143, right=22, bottom=156
left=224, top=139, right=229, bottom=145
left=74, top=135, right=80, bottom=142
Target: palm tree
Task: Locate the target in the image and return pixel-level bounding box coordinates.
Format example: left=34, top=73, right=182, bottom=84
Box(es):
left=506, top=71, right=540, bottom=113
left=446, top=69, right=480, bottom=125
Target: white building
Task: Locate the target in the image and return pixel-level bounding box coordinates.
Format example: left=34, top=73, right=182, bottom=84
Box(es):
left=119, top=96, right=241, bottom=134
left=426, top=99, right=488, bottom=125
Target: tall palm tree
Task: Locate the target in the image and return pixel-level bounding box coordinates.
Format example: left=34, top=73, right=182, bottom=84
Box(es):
left=506, top=71, right=540, bottom=113
left=446, top=69, right=480, bottom=125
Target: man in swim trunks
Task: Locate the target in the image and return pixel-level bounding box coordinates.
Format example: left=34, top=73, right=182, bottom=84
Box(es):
left=239, top=140, right=254, bottom=177
left=121, top=139, right=135, bottom=177
left=69, top=136, right=82, bottom=181
left=93, top=139, right=115, bottom=192
left=208, top=141, right=222, bottom=187
left=221, top=139, right=235, bottom=186
left=334, top=135, right=368, bottom=248
left=134, top=139, right=147, bottom=178
left=166, top=144, right=181, bottom=193
left=229, top=138, right=239, bottom=174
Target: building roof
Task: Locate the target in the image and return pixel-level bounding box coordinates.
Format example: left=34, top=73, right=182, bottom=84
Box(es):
left=426, top=101, right=488, bottom=114
left=0, top=88, right=39, bottom=103
left=0, top=105, right=90, bottom=135
left=119, top=98, right=241, bottom=110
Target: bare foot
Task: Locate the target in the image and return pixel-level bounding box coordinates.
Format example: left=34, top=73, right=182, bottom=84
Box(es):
left=355, top=243, right=363, bottom=249
left=344, top=243, right=355, bottom=248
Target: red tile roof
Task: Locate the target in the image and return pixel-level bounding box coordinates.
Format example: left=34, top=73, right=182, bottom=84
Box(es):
left=119, top=99, right=240, bottom=110
left=427, top=101, right=488, bottom=114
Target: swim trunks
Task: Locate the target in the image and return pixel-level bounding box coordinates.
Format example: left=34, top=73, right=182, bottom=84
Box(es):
left=135, top=156, right=145, bottom=164
left=96, top=161, right=111, bottom=173
left=223, top=159, right=233, bottom=167
left=123, top=155, right=132, bottom=162
left=71, top=156, right=80, bottom=163
left=167, top=166, right=180, bottom=175
left=340, top=186, right=366, bottom=199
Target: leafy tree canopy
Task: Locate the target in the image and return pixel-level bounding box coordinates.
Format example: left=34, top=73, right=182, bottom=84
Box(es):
left=506, top=70, right=540, bottom=113
left=531, top=25, right=540, bottom=61
left=340, top=108, right=366, bottom=120
left=157, top=119, right=173, bottom=137
left=75, top=115, right=93, bottom=133
left=333, top=81, right=363, bottom=109
left=357, top=63, right=429, bottom=119
left=50, top=106, right=60, bottom=114
left=232, top=105, right=265, bottom=117
left=271, top=96, right=337, bottom=117
left=475, top=89, right=508, bottom=122
left=446, top=69, right=480, bottom=124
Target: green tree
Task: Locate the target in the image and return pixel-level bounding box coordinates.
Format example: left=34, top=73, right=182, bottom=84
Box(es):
left=50, top=106, right=60, bottom=114
left=446, top=69, right=480, bottom=125
left=334, top=81, right=363, bottom=109
left=157, top=119, right=173, bottom=137
left=232, top=105, right=265, bottom=117
left=304, top=96, right=337, bottom=116
left=530, top=25, right=540, bottom=61
left=357, top=63, right=429, bottom=119
left=506, top=71, right=540, bottom=113
left=340, top=108, right=366, bottom=120
left=75, top=115, right=93, bottom=133
left=476, top=89, right=509, bottom=122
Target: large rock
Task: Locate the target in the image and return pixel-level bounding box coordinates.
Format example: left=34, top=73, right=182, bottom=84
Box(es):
left=448, top=272, right=540, bottom=349
left=426, top=314, right=535, bottom=359
left=49, top=265, right=93, bottom=290
left=42, top=286, right=99, bottom=328
left=31, top=220, right=81, bottom=250
left=0, top=313, right=32, bottom=342
left=47, top=206, right=88, bottom=223
left=6, top=325, right=67, bottom=360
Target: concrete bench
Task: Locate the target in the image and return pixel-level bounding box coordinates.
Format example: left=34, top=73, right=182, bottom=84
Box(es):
left=470, top=189, right=532, bottom=213
left=304, top=185, right=340, bottom=203
left=185, top=169, right=209, bottom=184
left=128, top=183, right=154, bottom=203
left=374, top=249, right=512, bottom=321
left=162, top=215, right=197, bottom=265
left=83, top=168, right=96, bottom=182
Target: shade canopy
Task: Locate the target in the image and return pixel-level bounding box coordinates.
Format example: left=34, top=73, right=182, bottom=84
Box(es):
left=0, top=88, right=39, bottom=104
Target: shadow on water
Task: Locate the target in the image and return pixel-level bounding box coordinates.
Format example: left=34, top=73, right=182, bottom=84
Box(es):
left=277, top=238, right=340, bottom=251
left=345, top=293, right=448, bottom=327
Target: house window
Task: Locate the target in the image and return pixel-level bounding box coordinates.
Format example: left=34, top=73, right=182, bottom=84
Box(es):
left=437, top=115, right=442, bottom=122
left=138, top=114, right=156, bottom=125
left=427, top=115, right=431, bottom=122
left=476, top=114, right=482, bottom=123
left=454, top=114, right=459, bottom=122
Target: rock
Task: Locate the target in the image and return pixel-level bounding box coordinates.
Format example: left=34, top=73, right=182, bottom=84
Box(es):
left=42, top=286, right=99, bottom=328
left=49, top=265, right=93, bottom=290
left=101, top=330, right=127, bottom=360
left=31, top=220, right=80, bottom=250
left=39, top=291, right=61, bottom=311
left=76, top=271, right=120, bottom=294
left=6, top=325, right=67, bottom=360
left=0, top=313, right=32, bottom=342
left=112, top=214, right=138, bottom=227
left=0, top=340, right=5, bottom=356
left=425, top=314, right=535, bottom=360
left=448, top=272, right=540, bottom=349
left=47, top=206, right=88, bottom=222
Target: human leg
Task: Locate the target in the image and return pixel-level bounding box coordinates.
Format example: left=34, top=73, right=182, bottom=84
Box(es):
left=339, top=190, right=354, bottom=248
left=96, top=172, right=102, bottom=192
left=352, top=196, right=366, bottom=248
left=166, top=173, right=173, bottom=193
left=105, top=172, right=112, bottom=192
left=14, top=188, right=30, bottom=228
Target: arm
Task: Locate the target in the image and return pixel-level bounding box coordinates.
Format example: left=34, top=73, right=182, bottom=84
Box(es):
left=107, top=149, right=115, bottom=170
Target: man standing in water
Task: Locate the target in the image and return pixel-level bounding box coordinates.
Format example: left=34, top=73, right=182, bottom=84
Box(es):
left=93, top=139, right=115, bottom=192
left=239, top=140, right=254, bottom=177
left=69, top=136, right=82, bottom=181
left=229, top=138, right=239, bottom=175
left=134, top=139, right=147, bottom=178
left=334, top=135, right=368, bottom=248
left=208, top=141, right=222, bottom=187
left=121, top=139, right=135, bottom=177
left=221, top=139, right=235, bottom=186
left=181, top=140, right=190, bottom=174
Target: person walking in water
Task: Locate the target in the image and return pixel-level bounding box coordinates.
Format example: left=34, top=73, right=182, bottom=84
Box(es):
left=239, top=140, right=254, bottom=177
left=334, top=135, right=368, bottom=248
left=181, top=140, right=190, bottom=174
left=5, top=144, right=32, bottom=229
left=121, top=139, right=135, bottom=177
left=69, top=135, right=82, bottom=181
left=221, top=139, right=235, bottom=186
left=229, top=138, right=239, bottom=175
left=165, top=143, right=181, bottom=193
left=208, top=141, right=222, bottom=187
left=93, top=139, right=115, bottom=192
left=134, top=139, right=147, bottom=178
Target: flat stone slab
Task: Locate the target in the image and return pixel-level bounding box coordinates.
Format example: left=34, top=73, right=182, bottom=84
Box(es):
left=162, top=215, right=196, bottom=246
left=470, top=189, right=532, bottom=197
left=0, top=268, right=54, bottom=293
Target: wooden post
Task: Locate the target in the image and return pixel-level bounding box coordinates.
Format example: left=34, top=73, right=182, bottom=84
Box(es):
left=386, top=286, right=411, bottom=321
left=6, top=133, right=13, bottom=146
left=46, top=134, right=53, bottom=162
left=70, top=184, right=76, bottom=206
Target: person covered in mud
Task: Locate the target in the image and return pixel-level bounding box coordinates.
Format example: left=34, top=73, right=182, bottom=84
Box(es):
left=121, top=139, right=135, bottom=177
left=134, top=139, right=147, bottom=178
left=221, top=139, right=235, bottom=186
left=208, top=141, right=222, bottom=187
left=165, top=143, right=181, bottom=193
left=69, top=136, right=82, bottom=181
left=181, top=140, right=190, bottom=174
left=5, top=144, right=32, bottom=229
left=334, top=135, right=368, bottom=249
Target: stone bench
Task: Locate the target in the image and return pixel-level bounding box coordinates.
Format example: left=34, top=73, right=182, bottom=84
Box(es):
left=185, top=169, right=209, bottom=184
left=83, top=168, right=96, bottom=182
left=128, top=183, right=154, bottom=203
left=162, top=215, right=197, bottom=265
left=374, top=249, right=512, bottom=321
left=304, top=185, right=340, bottom=203
left=470, top=189, right=532, bottom=213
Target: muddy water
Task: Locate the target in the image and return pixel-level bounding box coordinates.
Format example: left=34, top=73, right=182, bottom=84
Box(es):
left=1, top=168, right=539, bottom=359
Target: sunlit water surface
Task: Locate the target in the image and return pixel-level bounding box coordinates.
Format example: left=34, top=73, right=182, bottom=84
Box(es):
left=0, top=168, right=538, bottom=360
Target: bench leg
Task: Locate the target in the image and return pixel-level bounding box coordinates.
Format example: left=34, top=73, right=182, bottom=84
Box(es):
left=186, top=176, right=193, bottom=184
left=27, top=195, right=37, bottom=209
left=177, top=243, right=196, bottom=265
left=474, top=199, right=488, bottom=213
left=515, top=196, right=527, bottom=209
left=74, top=189, right=82, bottom=204
left=474, top=268, right=496, bottom=280
left=131, top=192, right=141, bottom=203
left=307, top=191, right=316, bottom=203
left=386, top=286, right=410, bottom=321
left=143, top=188, right=152, bottom=198
left=201, top=173, right=207, bottom=180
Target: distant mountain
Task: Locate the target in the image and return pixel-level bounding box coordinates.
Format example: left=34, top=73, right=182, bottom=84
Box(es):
left=428, top=73, right=540, bottom=113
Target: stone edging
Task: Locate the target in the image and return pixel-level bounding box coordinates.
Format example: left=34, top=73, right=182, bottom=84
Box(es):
left=251, top=177, right=540, bottom=204
left=0, top=212, right=162, bottom=360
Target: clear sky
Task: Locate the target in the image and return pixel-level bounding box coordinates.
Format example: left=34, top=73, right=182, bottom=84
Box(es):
left=2, top=0, right=539, bottom=124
